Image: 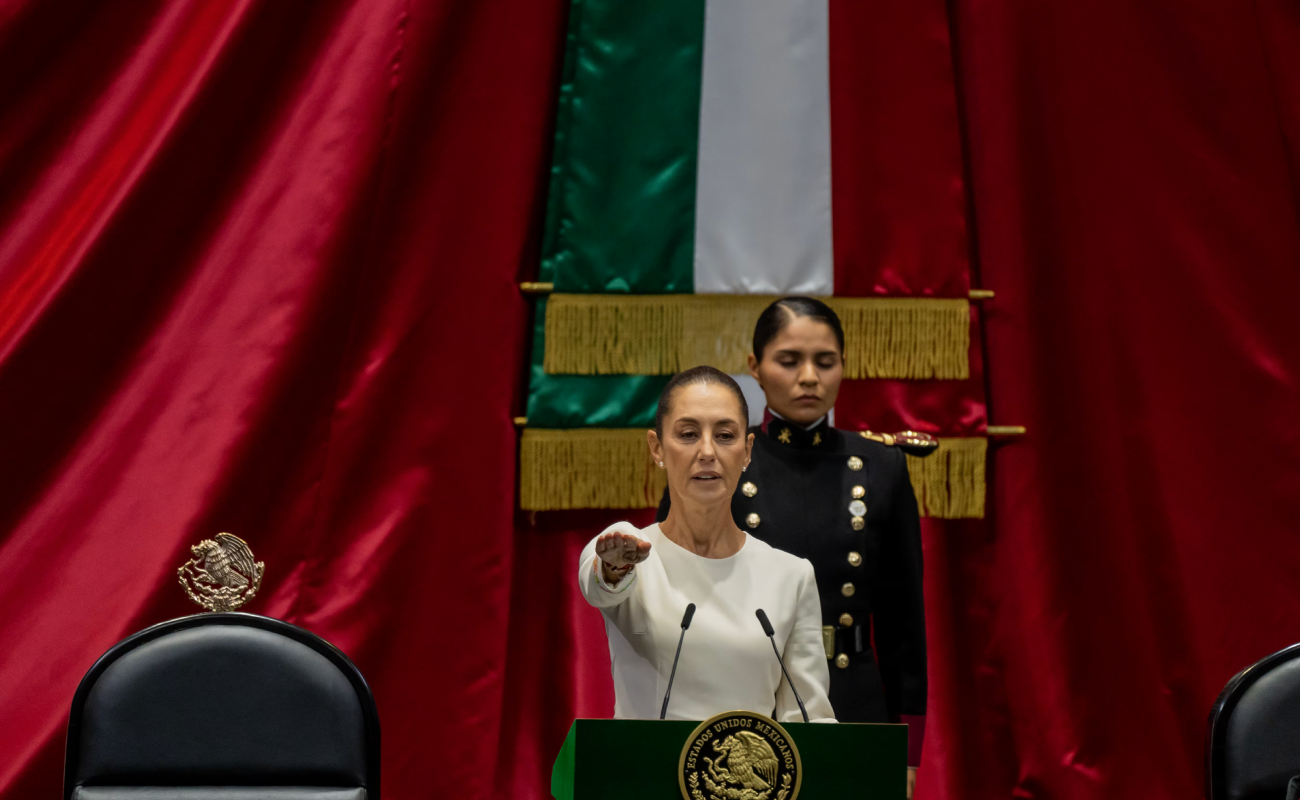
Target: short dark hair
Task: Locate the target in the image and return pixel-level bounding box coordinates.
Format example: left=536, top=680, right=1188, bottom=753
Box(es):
left=752, top=296, right=845, bottom=361
left=654, top=366, right=750, bottom=437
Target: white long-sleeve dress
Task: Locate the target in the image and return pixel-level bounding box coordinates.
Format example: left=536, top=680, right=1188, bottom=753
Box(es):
left=578, top=521, right=835, bottom=723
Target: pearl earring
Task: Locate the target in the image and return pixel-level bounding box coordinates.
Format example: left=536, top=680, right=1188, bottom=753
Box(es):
left=658, top=461, right=664, bottom=468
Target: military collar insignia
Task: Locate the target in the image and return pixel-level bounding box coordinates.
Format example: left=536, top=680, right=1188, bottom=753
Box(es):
left=766, top=417, right=830, bottom=449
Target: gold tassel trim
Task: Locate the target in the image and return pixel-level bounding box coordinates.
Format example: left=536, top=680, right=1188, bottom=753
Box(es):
left=543, top=294, right=970, bottom=380
left=519, top=428, right=985, bottom=518
left=519, top=428, right=667, bottom=511
left=905, top=437, right=986, bottom=519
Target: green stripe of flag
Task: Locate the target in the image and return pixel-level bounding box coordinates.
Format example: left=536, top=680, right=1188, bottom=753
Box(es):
left=542, top=0, right=705, bottom=294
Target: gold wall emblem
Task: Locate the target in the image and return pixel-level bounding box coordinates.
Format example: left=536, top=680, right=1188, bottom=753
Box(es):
left=177, top=532, right=265, bottom=612
left=679, top=711, right=801, bottom=800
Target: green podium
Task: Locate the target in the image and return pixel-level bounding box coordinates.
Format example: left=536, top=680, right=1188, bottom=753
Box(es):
left=552, top=714, right=907, bottom=799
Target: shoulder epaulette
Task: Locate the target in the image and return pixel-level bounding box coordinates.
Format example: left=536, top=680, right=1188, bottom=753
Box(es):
left=860, top=429, right=940, bottom=459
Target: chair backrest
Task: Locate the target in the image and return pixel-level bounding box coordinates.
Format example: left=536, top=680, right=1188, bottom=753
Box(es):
left=65, top=613, right=380, bottom=800
left=1207, top=643, right=1300, bottom=800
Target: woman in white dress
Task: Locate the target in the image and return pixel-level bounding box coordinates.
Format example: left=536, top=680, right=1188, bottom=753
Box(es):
left=578, top=366, right=834, bottom=723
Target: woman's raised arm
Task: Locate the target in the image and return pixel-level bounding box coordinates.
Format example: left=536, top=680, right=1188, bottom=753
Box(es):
left=577, top=523, right=652, bottom=609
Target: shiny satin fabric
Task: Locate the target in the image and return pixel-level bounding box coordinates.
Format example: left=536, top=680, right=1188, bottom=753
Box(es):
left=543, top=0, right=704, bottom=294
left=829, top=0, right=971, bottom=298
left=954, top=0, right=1300, bottom=798
left=0, top=1, right=567, bottom=798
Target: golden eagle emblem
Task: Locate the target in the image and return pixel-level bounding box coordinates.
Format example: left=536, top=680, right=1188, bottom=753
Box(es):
left=177, top=532, right=265, bottom=612
left=679, top=711, right=801, bottom=800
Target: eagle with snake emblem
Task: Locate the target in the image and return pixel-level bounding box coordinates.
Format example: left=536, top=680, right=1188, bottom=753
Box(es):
left=680, top=712, right=800, bottom=800
left=702, top=731, right=788, bottom=800
left=177, top=532, right=264, bottom=612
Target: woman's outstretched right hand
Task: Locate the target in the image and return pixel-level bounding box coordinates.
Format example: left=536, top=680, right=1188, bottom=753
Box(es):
left=595, top=530, right=652, bottom=582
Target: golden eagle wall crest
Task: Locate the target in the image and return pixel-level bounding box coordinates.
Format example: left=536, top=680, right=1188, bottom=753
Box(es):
left=177, top=532, right=265, bottom=612
left=679, top=711, right=802, bottom=800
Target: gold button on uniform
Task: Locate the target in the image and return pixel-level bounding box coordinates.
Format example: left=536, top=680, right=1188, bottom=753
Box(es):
left=848, top=551, right=862, bottom=567
left=851, top=516, right=865, bottom=531
left=839, top=613, right=854, bottom=627
left=746, top=513, right=761, bottom=529
left=835, top=653, right=850, bottom=669
left=851, top=485, right=865, bottom=499
left=847, top=456, right=863, bottom=471
left=841, top=582, right=856, bottom=597
left=742, top=481, right=757, bottom=497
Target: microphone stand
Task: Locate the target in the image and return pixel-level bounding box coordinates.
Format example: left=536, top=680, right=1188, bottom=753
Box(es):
left=756, top=608, right=809, bottom=723
left=660, top=603, right=697, bottom=720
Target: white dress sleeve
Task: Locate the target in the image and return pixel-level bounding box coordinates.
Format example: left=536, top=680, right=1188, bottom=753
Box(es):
left=776, top=559, right=836, bottom=723
left=577, top=522, right=643, bottom=609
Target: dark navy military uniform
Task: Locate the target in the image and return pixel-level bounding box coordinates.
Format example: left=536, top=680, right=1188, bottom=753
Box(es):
left=657, top=416, right=929, bottom=765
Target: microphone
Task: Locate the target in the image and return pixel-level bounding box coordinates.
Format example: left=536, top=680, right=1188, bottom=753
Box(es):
left=660, top=603, right=697, bottom=720
left=756, top=608, right=809, bottom=723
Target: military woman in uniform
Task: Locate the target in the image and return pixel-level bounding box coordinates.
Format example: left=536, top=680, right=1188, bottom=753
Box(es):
left=658, top=298, right=931, bottom=796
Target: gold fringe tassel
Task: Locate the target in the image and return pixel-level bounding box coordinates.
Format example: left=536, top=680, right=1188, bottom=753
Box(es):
left=519, top=428, right=985, bottom=518
left=519, top=428, right=667, bottom=511
left=905, top=437, right=987, bottom=519
left=543, top=294, right=970, bottom=380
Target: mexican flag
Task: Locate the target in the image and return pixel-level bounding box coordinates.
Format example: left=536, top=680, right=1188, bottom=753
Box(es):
left=522, top=0, right=983, bottom=515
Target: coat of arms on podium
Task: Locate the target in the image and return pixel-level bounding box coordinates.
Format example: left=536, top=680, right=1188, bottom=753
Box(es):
left=177, top=532, right=265, bottom=612
left=679, top=711, right=802, bottom=800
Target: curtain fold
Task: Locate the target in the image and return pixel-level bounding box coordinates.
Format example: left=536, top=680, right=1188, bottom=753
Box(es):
left=0, top=1, right=569, bottom=798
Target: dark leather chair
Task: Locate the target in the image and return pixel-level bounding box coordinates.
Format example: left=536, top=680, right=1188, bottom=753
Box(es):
left=64, top=613, right=380, bottom=800
left=1207, top=643, right=1300, bottom=800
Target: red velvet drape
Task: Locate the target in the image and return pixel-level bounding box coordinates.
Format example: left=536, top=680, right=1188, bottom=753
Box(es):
left=2, top=2, right=1299, bottom=800
left=0, top=1, right=566, bottom=798
left=957, top=1, right=1300, bottom=797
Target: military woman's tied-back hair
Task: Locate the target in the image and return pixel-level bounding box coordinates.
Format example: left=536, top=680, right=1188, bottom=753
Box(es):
left=654, top=366, right=751, bottom=438
left=752, top=297, right=846, bottom=361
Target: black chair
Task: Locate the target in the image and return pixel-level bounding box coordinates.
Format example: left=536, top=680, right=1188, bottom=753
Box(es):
left=1207, top=643, right=1300, bottom=800
left=65, top=613, right=380, bottom=800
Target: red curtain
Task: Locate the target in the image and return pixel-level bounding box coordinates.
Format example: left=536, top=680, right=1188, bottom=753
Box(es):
left=955, top=0, right=1300, bottom=797
left=0, top=1, right=567, bottom=798
left=2, top=2, right=1300, bottom=800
